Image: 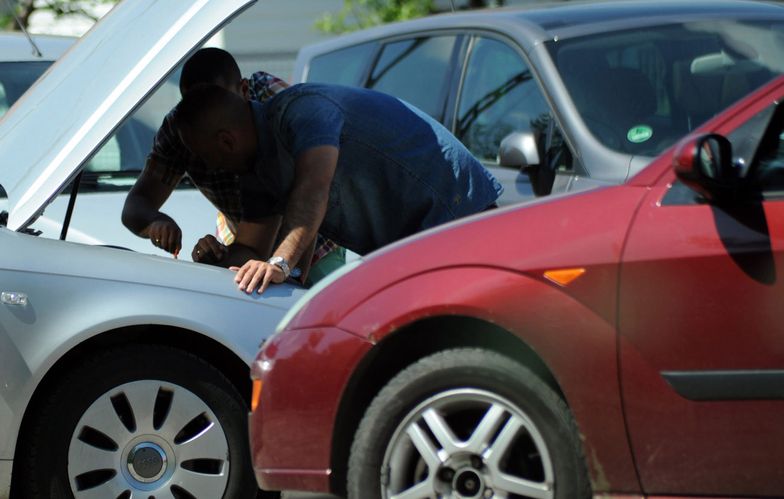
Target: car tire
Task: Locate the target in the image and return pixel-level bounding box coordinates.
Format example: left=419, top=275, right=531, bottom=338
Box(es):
left=16, top=344, right=270, bottom=499
left=347, top=348, right=590, bottom=499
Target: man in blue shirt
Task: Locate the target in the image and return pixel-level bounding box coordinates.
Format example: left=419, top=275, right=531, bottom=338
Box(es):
left=176, top=83, right=502, bottom=294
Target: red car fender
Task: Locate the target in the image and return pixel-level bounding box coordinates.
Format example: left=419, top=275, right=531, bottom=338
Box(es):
left=337, top=266, right=640, bottom=492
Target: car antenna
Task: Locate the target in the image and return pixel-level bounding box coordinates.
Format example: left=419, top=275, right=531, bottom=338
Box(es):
left=4, top=0, right=42, bottom=57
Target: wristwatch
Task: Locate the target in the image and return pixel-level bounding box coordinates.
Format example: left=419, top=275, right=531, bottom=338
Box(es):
left=267, top=256, right=291, bottom=279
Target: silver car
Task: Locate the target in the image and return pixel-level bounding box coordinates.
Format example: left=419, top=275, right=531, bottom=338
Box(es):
left=294, top=0, right=784, bottom=205
left=0, top=1, right=302, bottom=498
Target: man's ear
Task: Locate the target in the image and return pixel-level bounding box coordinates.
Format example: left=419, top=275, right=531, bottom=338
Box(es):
left=216, top=129, right=236, bottom=153
left=241, top=78, right=250, bottom=100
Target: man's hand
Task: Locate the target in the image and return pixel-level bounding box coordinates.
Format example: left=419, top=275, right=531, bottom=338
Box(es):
left=192, top=234, right=228, bottom=264
left=230, top=260, right=286, bottom=294
left=147, top=219, right=182, bottom=255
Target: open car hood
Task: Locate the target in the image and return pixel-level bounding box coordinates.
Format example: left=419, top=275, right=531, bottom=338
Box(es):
left=0, top=0, right=255, bottom=231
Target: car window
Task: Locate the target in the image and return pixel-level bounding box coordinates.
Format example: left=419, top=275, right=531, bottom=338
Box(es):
left=455, top=36, right=552, bottom=164
left=307, top=42, right=377, bottom=86
left=0, top=82, right=8, bottom=117
left=79, top=74, right=180, bottom=190
left=551, top=20, right=784, bottom=157
left=736, top=103, right=784, bottom=194
left=367, top=35, right=458, bottom=121
left=0, top=61, right=51, bottom=120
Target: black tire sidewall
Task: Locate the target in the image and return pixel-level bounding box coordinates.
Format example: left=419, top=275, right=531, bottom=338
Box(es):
left=19, top=344, right=257, bottom=499
left=348, top=348, right=589, bottom=499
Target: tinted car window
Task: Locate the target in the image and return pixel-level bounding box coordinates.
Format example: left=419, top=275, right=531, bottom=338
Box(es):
left=551, top=20, right=784, bottom=157
left=736, top=103, right=784, bottom=194
left=456, top=37, right=551, bottom=163
left=0, top=61, right=51, bottom=119
left=368, top=35, right=457, bottom=121
left=308, top=42, right=376, bottom=86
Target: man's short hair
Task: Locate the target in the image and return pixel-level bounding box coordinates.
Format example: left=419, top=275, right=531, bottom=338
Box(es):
left=179, top=47, right=242, bottom=95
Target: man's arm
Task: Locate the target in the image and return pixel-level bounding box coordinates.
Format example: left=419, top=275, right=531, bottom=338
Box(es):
left=122, top=162, right=182, bottom=254
left=232, top=145, right=338, bottom=293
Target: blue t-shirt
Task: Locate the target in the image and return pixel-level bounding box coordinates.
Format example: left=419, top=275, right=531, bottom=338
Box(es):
left=245, top=83, right=502, bottom=255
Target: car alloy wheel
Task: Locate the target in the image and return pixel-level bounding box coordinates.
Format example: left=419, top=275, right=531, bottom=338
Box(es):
left=67, top=379, right=229, bottom=498
left=382, top=388, right=554, bottom=498
left=16, top=344, right=260, bottom=499
left=348, top=348, right=590, bottom=499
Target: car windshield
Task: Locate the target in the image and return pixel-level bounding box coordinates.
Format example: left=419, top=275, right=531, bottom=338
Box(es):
left=550, top=19, right=784, bottom=157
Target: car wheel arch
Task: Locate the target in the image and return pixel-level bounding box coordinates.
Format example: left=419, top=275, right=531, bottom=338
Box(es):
left=328, top=314, right=565, bottom=496
left=10, top=323, right=251, bottom=495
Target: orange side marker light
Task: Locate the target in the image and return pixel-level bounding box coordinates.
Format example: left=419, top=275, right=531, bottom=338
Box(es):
left=543, top=268, right=586, bottom=287
left=251, top=379, right=263, bottom=412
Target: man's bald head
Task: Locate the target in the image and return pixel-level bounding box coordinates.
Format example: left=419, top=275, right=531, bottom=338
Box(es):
left=174, top=84, right=257, bottom=173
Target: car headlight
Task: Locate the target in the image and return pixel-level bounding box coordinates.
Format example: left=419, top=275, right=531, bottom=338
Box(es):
left=274, top=258, right=363, bottom=334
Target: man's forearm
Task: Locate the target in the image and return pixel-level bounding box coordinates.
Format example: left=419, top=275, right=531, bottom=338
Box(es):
left=273, top=178, right=327, bottom=268
left=121, top=194, right=171, bottom=237
left=272, top=146, right=336, bottom=268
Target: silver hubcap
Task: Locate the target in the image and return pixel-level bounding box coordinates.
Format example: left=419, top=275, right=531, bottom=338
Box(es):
left=381, top=388, right=554, bottom=499
left=67, top=380, right=230, bottom=498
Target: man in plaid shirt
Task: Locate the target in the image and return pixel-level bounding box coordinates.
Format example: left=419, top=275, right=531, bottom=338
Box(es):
left=122, top=48, right=343, bottom=284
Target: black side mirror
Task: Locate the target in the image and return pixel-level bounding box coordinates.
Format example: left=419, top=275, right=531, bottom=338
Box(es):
left=674, top=133, right=747, bottom=202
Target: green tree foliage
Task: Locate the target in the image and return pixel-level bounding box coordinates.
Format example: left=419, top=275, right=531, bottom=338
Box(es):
left=2, top=0, right=117, bottom=31
left=316, top=0, right=505, bottom=34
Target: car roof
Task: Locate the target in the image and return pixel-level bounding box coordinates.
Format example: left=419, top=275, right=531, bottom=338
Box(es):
left=0, top=32, right=74, bottom=63
left=298, top=0, right=784, bottom=55
left=517, top=0, right=784, bottom=35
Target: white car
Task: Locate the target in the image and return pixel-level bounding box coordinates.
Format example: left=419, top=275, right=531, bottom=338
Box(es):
left=0, top=2, right=302, bottom=498
left=0, top=32, right=217, bottom=259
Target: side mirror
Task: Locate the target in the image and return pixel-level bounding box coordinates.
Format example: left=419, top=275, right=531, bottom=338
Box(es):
left=673, top=133, right=744, bottom=202
left=498, top=130, right=540, bottom=171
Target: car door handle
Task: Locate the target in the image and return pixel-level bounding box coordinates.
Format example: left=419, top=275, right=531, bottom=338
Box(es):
left=1, top=292, right=28, bottom=306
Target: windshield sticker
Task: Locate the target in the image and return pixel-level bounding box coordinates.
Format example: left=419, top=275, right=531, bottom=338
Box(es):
left=627, top=125, right=653, bottom=143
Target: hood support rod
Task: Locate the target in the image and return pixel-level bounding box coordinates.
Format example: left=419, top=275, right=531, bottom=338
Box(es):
left=60, top=171, right=82, bottom=241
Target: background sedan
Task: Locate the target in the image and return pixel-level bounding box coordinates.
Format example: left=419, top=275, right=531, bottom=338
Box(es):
left=295, top=0, right=784, bottom=204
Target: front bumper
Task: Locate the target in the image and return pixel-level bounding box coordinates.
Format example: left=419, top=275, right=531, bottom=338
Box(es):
left=250, top=326, right=371, bottom=492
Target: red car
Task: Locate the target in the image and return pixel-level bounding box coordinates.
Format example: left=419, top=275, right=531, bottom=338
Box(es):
left=250, top=75, right=784, bottom=498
